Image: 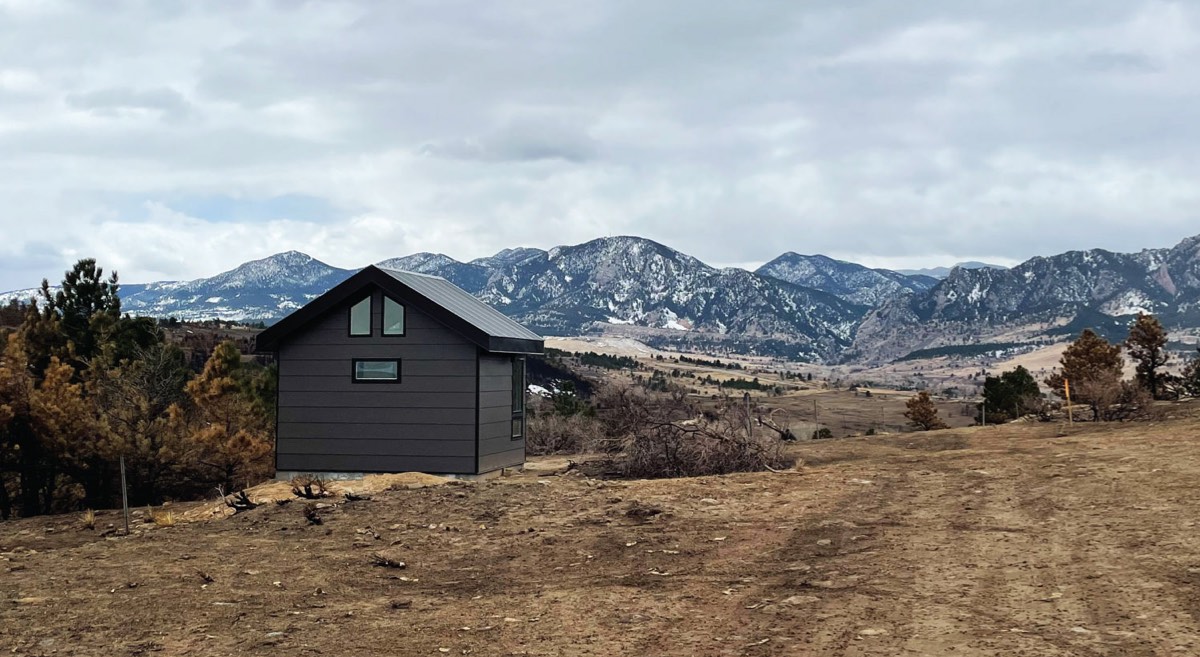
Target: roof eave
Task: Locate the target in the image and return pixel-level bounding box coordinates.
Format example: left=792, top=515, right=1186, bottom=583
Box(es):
left=485, top=336, right=544, bottom=355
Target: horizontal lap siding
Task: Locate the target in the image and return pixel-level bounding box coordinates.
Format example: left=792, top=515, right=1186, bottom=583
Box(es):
left=278, top=422, right=469, bottom=440
left=476, top=355, right=524, bottom=472
left=281, top=360, right=476, bottom=378
left=276, top=289, right=476, bottom=474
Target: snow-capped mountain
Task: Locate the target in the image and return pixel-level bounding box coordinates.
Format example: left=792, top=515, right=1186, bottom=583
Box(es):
left=123, top=251, right=354, bottom=320
left=5, top=233, right=1199, bottom=363
left=756, top=253, right=938, bottom=306
left=848, top=235, right=1200, bottom=363
left=0, top=238, right=867, bottom=360
left=374, top=253, right=490, bottom=292
left=468, top=247, right=546, bottom=269
left=895, top=261, right=1008, bottom=279
left=446, top=237, right=867, bottom=360
left=2, top=251, right=352, bottom=322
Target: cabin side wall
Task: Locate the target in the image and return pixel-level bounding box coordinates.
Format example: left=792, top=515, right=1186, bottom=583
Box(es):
left=477, top=354, right=525, bottom=473
left=275, top=288, right=478, bottom=474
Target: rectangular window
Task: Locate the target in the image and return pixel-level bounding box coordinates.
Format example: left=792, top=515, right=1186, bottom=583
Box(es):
left=383, top=296, right=406, bottom=335
left=512, top=356, right=525, bottom=439
left=353, top=359, right=400, bottom=383
left=512, top=357, right=525, bottom=413
left=349, top=296, right=372, bottom=336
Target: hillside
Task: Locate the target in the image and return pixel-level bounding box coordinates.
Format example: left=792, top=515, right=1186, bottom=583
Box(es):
left=4, top=232, right=1200, bottom=364
left=4, top=410, right=1200, bottom=655
left=849, top=235, right=1200, bottom=363
left=755, top=252, right=937, bottom=306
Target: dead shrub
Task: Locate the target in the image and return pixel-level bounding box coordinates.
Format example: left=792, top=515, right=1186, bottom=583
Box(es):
left=303, top=502, right=323, bottom=525
left=291, top=475, right=330, bottom=499
left=370, top=553, right=407, bottom=569
left=224, top=490, right=259, bottom=514
left=598, top=384, right=789, bottom=479
left=527, top=412, right=606, bottom=455
left=1072, top=377, right=1158, bottom=422
left=80, top=508, right=96, bottom=530
left=1103, top=382, right=1158, bottom=422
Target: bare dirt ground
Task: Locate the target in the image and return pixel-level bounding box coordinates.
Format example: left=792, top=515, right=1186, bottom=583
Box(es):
left=5, top=407, right=1200, bottom=656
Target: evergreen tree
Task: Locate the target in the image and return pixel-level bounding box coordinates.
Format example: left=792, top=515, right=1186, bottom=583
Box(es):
left=905, top=391, right=948, bottom=431
left=40, top=259, right=121, bottom=365
left=30, top=357, right=111, bottom=508
left=0, top=333, right=36, bottom=517
left=91, top=343, right=193, bottom=504
left=979, top=366, right=1040, bottom=424
left=185, top=342, right=273, bottom=491
left=1045, top=329, right=1124, bottom=421
left=1181, top=348, right=1200, bottom=398
left=1125, top=313, right=1171, bottom=399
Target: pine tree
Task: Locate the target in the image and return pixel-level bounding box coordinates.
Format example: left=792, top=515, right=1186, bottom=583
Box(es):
left=905, top=391, right=948, bottom=431
left=0, top=333, right=36, bottom=517
left=1181, top=348, right=1200, bottom=398
left=41, top=259, right=121, bottom=365
left=1125, top=313, right=1171, bottom=399
left=91, top=344, right=193, bottom=504
left=979, top=366, right=1041, bottom=424
left=30, top=357, right=111, bottom=508
left=1046, top=329, right=1124, bottom=421
left=186, top=341, right=273, bottom=491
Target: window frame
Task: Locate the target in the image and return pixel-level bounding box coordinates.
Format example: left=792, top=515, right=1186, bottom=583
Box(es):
left=351, top=358, right=402, bottom=384
left=511, top=356, right=525, bottom=440
left=382, top=295, right=407, bottom=337
left=348, top=295, right=372, bottom=337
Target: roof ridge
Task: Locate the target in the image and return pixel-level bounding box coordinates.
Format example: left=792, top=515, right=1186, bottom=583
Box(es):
left=375, top=266, right=444, bottom=280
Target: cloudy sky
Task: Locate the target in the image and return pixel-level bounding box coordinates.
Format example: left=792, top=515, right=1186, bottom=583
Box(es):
left=2, top=0, right=1199, bottom=290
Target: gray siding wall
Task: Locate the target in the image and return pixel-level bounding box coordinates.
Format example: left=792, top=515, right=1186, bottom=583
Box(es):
left=276, top=288, right=478, bottom=474
left=477, top=354, right=524, bottom=473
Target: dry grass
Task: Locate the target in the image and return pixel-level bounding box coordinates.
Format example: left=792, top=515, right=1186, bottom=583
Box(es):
left=526, top=412, right=606, bottom=455
left=80, top=509, right=96, bottom=530
left=149, top=507, right=176, bottom=527
left=5, top=403, right=1200, bottom=656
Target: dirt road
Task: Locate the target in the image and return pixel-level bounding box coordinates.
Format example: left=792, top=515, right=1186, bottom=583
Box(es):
left=4, top=411, right=1200, bottom=655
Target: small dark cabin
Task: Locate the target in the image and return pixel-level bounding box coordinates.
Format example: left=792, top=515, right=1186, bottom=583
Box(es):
left=255, top=265, right=544, bottom=476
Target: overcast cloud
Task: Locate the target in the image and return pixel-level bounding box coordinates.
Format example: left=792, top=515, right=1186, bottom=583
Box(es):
left=1, top=0, right=1199, bottom=289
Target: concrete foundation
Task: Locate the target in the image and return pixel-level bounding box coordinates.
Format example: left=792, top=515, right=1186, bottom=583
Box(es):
left=274, top=468, right=519, bottom=482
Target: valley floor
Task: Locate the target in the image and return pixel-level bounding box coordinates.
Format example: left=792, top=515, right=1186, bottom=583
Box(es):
left=4, top=409, right=1200, bottom=655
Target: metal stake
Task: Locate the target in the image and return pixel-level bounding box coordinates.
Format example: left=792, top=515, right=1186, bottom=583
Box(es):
left=120, top=455, right=130, bottom=535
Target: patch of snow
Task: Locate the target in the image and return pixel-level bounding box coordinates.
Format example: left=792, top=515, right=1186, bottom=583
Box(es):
left=967, top=283, right=986, bottom=304
left=607, top=316, right=635, bottom=325
left=206, top=297, right=222, bottom=303
left=1101, top=290, right=1153, bottom=317
left=664, top=319, right=689, bottom=331
left=528, top=384, right=552, bottom=397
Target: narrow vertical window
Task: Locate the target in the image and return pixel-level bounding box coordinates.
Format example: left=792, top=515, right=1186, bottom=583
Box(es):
left=383, top=297, right=405, bottom=335
left=349, top=296, right=371, bottom=336
left=512, top=356, right=525, bottom=439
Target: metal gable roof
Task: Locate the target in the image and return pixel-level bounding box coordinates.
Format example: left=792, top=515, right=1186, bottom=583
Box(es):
left=255, top=265, right=544, bottom=354
left=377, top=268, right=544, bottom=348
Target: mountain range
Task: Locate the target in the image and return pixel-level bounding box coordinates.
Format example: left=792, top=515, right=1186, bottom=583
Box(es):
left=4, top=234, right=1199, bottom=364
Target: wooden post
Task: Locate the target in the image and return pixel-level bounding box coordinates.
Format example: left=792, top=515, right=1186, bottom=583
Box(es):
left=743, top=392, right=751, bottom=437
left=119, top=455, right=130, bottom=535
left=1064, top=378, right=1073, bottom=426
